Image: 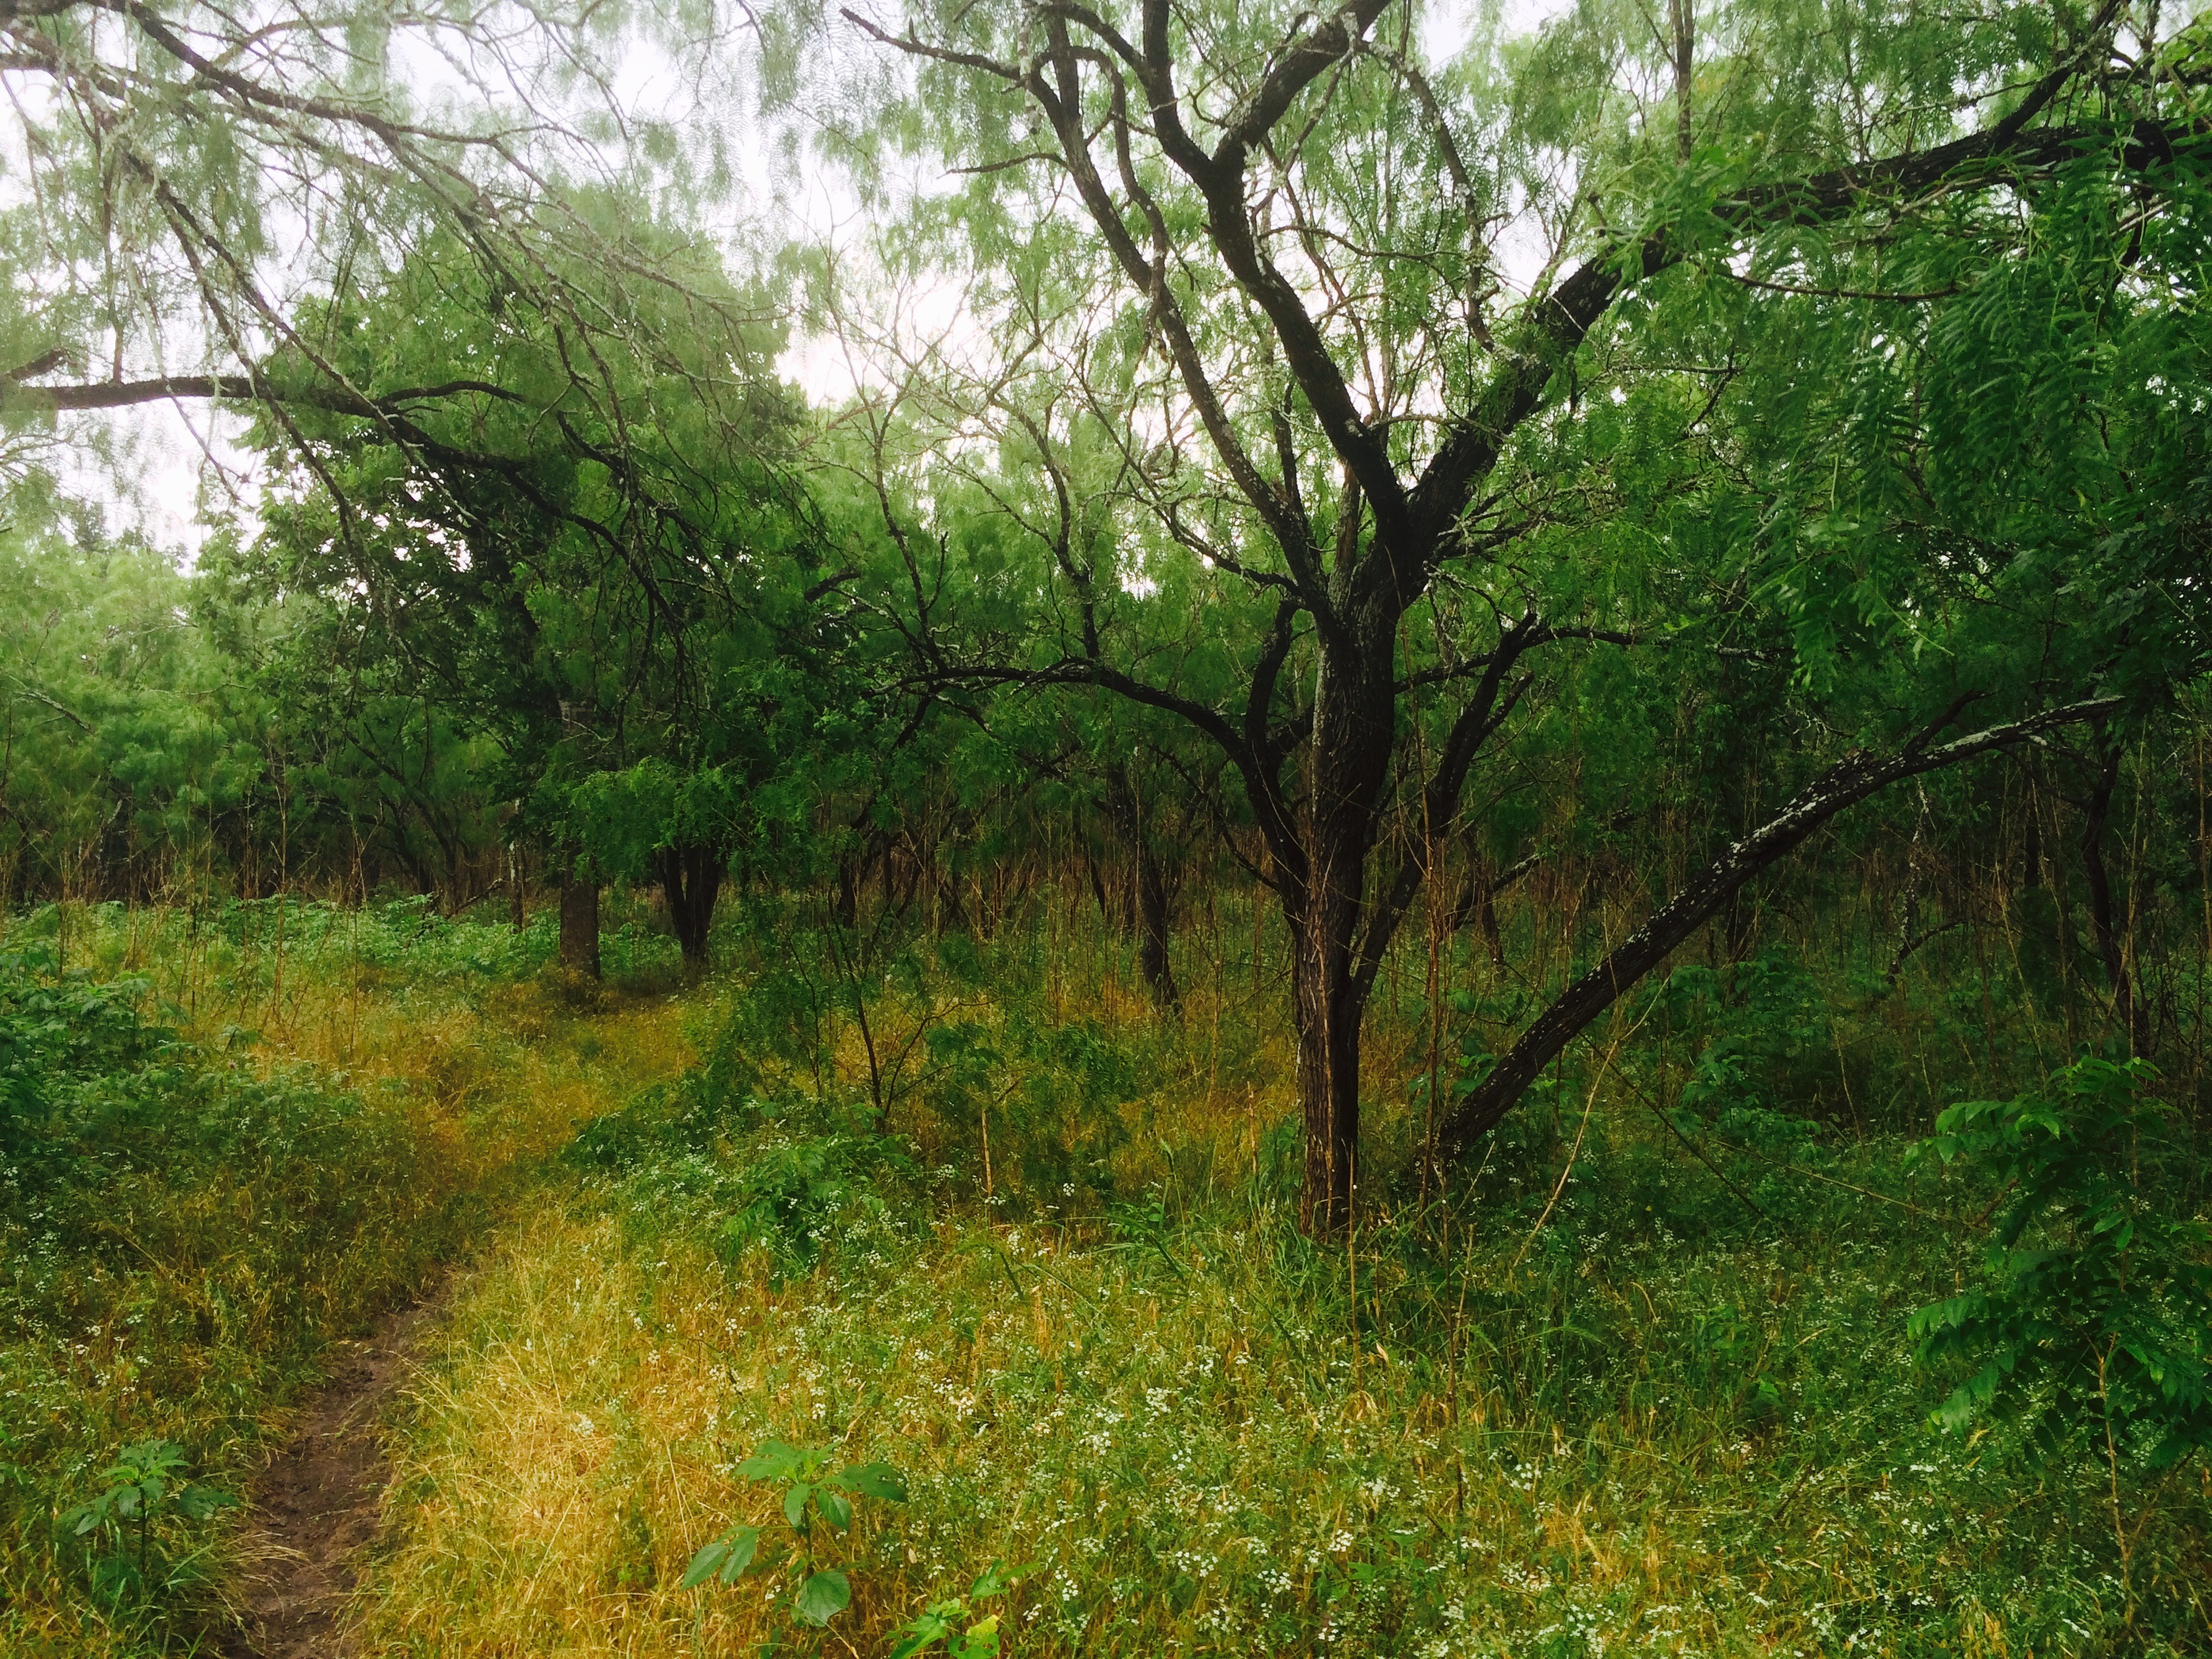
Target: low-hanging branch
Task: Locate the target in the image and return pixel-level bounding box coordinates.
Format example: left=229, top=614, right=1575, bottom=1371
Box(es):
left=1433, top=695, right=2125, bottom=1160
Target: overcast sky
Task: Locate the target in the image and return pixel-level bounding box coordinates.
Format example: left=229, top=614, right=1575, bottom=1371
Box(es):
left=68, top=0, right=1570, bottom=560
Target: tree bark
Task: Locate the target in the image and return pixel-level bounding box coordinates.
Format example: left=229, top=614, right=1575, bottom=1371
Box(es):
left=2078, top=727, right=2142, bottom=1048
left=558, top=874, right=601, bottom=978
left=1103, top=765, right=1180, bottom=1009
left=657, top=842, right=724, bottom=969
left=1288, top=635, right=1399, bottom=1237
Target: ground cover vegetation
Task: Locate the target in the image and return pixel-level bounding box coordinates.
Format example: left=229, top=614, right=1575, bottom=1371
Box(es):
left=3, top=0, right=2212, bottom=1650
left=0, top=897, right=699, bottom=1653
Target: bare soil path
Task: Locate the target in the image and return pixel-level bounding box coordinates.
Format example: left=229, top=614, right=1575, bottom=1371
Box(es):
left=219, top=1293, right=445, bottom=1659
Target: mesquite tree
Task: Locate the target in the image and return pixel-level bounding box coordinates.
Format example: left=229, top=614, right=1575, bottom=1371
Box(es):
left=820, top=0, right=2212, bottom=1233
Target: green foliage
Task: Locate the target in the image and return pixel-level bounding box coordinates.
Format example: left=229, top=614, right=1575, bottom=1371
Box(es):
left=565, top=994, right=915, bottom=1287
left=0, top=489, right=262, bottom=899
left=0, top=943, right=168, bottom=1156
left=682, top=1439, right=907, bottom=1635
left=0, top=909, right=543, bottom=1649
left=887, top=1561, right=1025, bottom=1659
left=1910, top=1057, right=2212, bottom=1469
left=1667, top=954, right=1828, bottom=1154
left=57, top=1439, right=235, bottom=1607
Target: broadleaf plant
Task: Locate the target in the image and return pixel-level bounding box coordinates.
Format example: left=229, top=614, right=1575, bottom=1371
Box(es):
left=888, top=1560, right=1031, bottom=1659
left=58, top=1438, right=237, bottom=1604
left=682, top=1440, right=906, bottom=1632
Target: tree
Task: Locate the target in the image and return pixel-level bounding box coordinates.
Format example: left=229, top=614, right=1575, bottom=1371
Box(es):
left=0, top=477, right=260, bottom=901
left=210, top=212, right=835, bottom=966
left=0, top=0, right=825, bottom=956
left=824, top=0, right=2211, bottom=1233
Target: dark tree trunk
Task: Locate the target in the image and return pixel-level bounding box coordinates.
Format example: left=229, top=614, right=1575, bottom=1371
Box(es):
left=1136, top=855, right=1178, bottom=1009
left=2078, top=729, right=2142, bottom=1048
left=1103, top=765, right=1181, bottom=1009
left=657, top=842, right=724, bottom=969
left=1286, top=636, right=1398, bottom=1238
left=836, top=850, right=861, bottom=930
left=558, top=874, right=601, bottom=978
left=1084, top=840, right=1111, bottom=923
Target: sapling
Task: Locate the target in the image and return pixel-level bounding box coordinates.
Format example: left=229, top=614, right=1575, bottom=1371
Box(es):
left=887, top=1560, right=1029, bottom=1659
left=1910, top=1056, right=2212, bottom=1606
left=682, top=1439, right=906, bottom=1638
left=59, top=1438, right=236, bottom=1602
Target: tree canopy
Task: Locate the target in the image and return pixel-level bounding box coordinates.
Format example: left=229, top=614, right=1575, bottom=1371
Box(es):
left=3, top=0, right=2209, bottom=1234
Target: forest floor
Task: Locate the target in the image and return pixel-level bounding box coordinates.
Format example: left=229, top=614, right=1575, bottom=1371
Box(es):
left=6, top=901, right=2209, bottom=1658
left=207, top=973, right=701, bottom=1659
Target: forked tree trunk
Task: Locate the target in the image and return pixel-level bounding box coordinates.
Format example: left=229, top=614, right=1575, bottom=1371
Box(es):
left=558, top=874, right=601, bottom=978
left=657, top=842, right=724, bottom=969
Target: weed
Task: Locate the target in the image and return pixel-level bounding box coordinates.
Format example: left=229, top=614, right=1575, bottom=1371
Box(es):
left=682, top=1439, right=908, bottom=1637
left=58, top=1439, right=236, bottom=1609
left=888, top=1560, right=1027, bottom=1659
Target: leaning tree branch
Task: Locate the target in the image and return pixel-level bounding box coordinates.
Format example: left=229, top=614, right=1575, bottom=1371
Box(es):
left=0, top=373, right=525, bottom=416
left=1399, top=101, right=2211, bottom=601
left=1432, top=695, right=2123, bottom=1162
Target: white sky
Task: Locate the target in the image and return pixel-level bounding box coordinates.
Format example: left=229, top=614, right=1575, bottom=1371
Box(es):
left=64, top=0, right=1572, bottom=558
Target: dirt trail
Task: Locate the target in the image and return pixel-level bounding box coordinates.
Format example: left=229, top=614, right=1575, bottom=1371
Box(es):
left=220, top=1294, right=444, bottom=1659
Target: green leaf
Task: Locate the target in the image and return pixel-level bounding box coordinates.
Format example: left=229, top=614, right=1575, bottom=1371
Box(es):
left=817, top=1488, right=853, bottom=1532
left=176, top=1483, right=238, bottom=1521
left=683, top=1524, right=762, bottom=1589
left=795, top=1568, right=851, bottom=1626
left=783, top=1481, right=811, bottom=1528
left=681, top=1538, right=731, bottom=1589
left=836, top=1460, right=907, bottom=1500
left=888, top=1612, right=953, bottom=1659
left=717, top=1525, right=760, bottom=1584
left=735, top=1439, right=800, bottom=1482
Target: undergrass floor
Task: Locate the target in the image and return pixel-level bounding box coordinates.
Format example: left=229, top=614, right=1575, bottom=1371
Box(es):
left=0, top=901, right=699, bottom=1657
left=347, top=1145, right=2211, bottom=1657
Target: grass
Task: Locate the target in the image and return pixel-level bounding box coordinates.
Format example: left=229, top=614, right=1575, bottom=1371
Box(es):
left=349, top=1115, right=2211, bottom=1656
left=0, top=896, right=697, bottom=1656
left=5, top=889, right=2209, bottom=1656
left=350, top=905, right=2207, bottom=1658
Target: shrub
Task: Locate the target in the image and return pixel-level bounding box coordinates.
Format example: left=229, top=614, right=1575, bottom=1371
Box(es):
left=1910, top=1056, right=2212, bottom=1471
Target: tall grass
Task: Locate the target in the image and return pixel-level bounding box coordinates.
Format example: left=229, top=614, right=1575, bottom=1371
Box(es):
left=0, top=898, right=697, bottom=1657
left=346, top=903, right=2209, bottom=1656
left=6, top=885, right=2206, bottom=1654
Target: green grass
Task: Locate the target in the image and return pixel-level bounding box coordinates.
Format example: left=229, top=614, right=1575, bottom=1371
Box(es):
left=351, top=910, right=2209, bottom=1657
left=5, top=895, right=2208, bottom=1656
left=0, top=899, right=697, bottom=1656
left=346, top=1096, right=2212, bottom=1656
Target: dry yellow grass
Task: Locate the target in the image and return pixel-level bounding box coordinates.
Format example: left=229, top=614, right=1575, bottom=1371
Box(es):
left=347, top=1213, right=774, bottom=1656
left=26, top=903, right=2202, bottom=1656
left=0, top=903, right=702, bottom=1659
